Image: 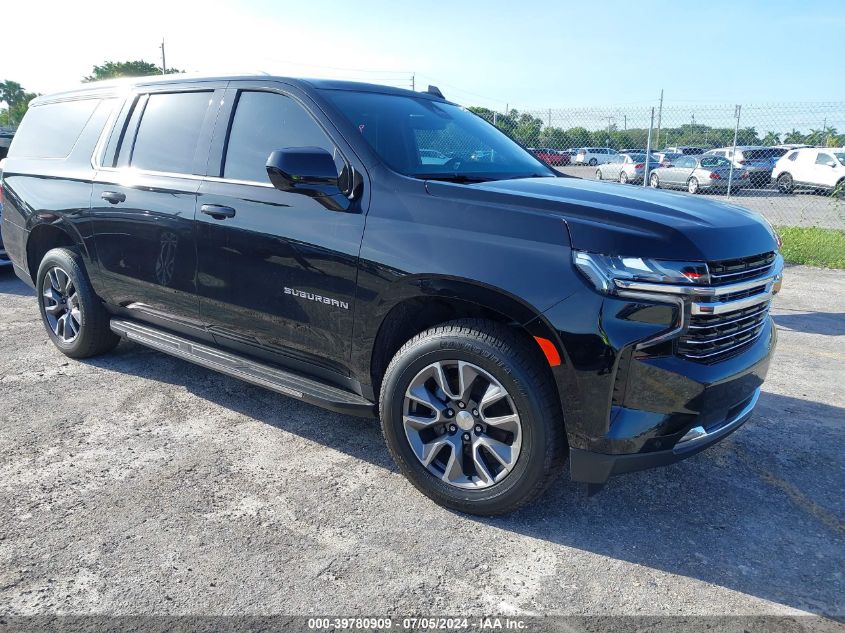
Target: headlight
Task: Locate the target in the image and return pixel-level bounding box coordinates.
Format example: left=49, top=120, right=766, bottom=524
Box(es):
left=573, top=251, right=709, bottom=294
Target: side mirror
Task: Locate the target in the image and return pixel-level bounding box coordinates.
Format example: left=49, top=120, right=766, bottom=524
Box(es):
left=265, top=147, right=343, bottom=196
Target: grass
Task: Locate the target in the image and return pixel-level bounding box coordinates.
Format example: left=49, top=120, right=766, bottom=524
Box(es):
left=776, top=227, right=845, bottom=269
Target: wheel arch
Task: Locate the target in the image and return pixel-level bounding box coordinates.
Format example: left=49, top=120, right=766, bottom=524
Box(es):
left=364, top=276, right=568, bottom=401
left=25, top=221, right=88, bottom=284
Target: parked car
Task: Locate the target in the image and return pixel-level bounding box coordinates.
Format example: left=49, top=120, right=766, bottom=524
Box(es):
left=528, top=147, right=570, bottom=166
left=662, top=146, right=706, bottom=155
left=772, top=147, right=845, bottom=195
left=653, top=151, right=682, bottom=167
left=0, top=158, right=9, bottom=267
left=0, top=129, right=15, bottom=160
left=704, top=146, right=788, bottom=188
left=648, top=155, right=750, bottom=193
left=1, top=74, right=782, bottom=514
left=419, top=148, right=450, bottom=165
left=574, top=147, right=619, bottom=166
left=595, top=153, right=661, bottom=184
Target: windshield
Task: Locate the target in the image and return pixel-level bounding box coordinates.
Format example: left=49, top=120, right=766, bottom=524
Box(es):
left=835, top=152, right=845, bottom=166
left=321, top=90, right=554, bottom=181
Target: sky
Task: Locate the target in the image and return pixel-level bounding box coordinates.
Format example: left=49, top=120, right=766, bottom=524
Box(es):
left=2, top=0, right=844, bottom=113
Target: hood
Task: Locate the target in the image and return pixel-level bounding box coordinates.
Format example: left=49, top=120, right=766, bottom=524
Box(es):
left=426, top=176, right=777, bottom=261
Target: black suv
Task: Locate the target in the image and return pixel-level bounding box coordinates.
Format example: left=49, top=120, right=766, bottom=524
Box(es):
left=0, top=75, right=782, bottom=514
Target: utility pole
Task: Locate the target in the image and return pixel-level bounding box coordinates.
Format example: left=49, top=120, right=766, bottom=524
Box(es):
left=548, top=108, right=551, bottom=128
left=160, top=38, right=167, bottom=74
left=411, top=74, right=415, bottom=91
left=643, top=107, right=655, bottom=188
left=726, top=104, right=742, bottom=199
left=656, top=89, right=664, bottom=149
left=623, top=114, right=627, bottom=131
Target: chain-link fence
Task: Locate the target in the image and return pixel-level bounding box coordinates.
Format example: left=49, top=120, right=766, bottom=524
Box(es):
left=469, top=102, right=845, bottom=265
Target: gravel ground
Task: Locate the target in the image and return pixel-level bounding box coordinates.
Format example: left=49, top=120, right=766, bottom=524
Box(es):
left=556, top=165, right=845, bottom=230
left=0, top=264, right=843, bottom=618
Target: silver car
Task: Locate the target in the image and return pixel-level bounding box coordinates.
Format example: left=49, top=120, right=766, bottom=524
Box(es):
left=648, top=155, right=749, bottom=194
left=596, top=153, right=661, bottom=184
left=704, top=146, right=787, bottom=188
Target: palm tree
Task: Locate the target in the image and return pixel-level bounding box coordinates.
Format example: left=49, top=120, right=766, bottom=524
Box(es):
left=805, top=128, right=826, bottom=145
left=762, top=131, right=780, bottom=146
left=784, top=128, right=804, bottom=144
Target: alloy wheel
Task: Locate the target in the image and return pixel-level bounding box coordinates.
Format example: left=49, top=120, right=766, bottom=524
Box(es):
left=41, top=266, right=81, bottom=343
left=688, top=178, right=699, bottom=194
left=619, top=171, right=628, bottom=184
left=650, top=174, right=659, bottom=188
left=402, top=360, right=522, bottom=489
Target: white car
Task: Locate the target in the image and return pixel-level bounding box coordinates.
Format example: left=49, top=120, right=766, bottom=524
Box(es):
left=773, top=147, right=845, bottom=194
left=574, top=147, right=619, bottom=166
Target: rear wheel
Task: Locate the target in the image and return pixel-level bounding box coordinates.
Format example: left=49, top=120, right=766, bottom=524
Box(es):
left=687, top=177, right=700, bottom=194
left=36, top=248, right=119, bottom=359
left=619, top=171, right=629, bottom=184
left=379, top=319, right=567, bottom=515
left=595, top=169, right=603, bottom=180
left=649, top=173, right=660, bottom=188
left=588, top=158, right=598, bottom=167
left=777, top=172, right=794, bottom=194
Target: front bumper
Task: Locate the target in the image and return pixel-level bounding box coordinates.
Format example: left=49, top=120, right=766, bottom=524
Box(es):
left=542, top=256, right=781, bottom=487
left=570, top=387, right=760, bottom=485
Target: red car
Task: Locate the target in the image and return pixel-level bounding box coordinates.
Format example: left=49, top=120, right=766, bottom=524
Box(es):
left=529, top=147, right=571, bottom=166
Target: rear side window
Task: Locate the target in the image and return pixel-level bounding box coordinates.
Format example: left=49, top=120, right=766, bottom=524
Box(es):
left=787, top=152, right=798, bottom=161
left=10, top=99, right=100, bottom=158
left=223, top=91, right=339, bottom=183
left=130, top=91, right=212, bottom=173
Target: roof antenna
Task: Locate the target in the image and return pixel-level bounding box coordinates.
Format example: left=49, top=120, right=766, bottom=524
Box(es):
left=426, top=85, right=445, bottom=99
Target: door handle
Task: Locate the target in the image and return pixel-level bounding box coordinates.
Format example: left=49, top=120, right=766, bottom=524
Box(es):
left=100, top=191, right=126, bottom=204
left=200, top=204, right=236, bottom=220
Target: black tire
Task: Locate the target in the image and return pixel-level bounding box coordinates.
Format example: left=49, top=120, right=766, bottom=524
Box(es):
left=777, top=172, right=794, bottom=194
left=36, top=247, right=119, bottom=359
left=378, top=319, right=567, bottom=515
left=595, top=169, right=603, bottom=180
left=588, top=158, right=598, bottom=167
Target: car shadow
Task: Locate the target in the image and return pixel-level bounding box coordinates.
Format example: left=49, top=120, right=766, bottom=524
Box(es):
left=773, top=311, right=845, bottom=336
left=0, top=270, right=34, bottom=297
left=83, top=343, right=844, bottom=615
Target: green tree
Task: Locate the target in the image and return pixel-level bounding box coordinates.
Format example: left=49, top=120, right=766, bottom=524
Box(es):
left=804, top=128, right=826, bottom=145
left=0, top=79, right=38, bottom=126
left=762, top=131, right=781, bottom=145
left=784, top=128, right=804, bottom=143
left=83, top=60, right=183, bottom=82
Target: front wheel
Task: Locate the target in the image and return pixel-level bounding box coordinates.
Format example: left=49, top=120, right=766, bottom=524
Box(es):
left=777, top=172, right=794, bottom=194
left=649, top=174, right=660, bottom=188
left=687, top=177, right=700, bottom=194
left=379, top=319, right=567, bottom=515
left=36, top=248, right=119, bottom=359
left=595, top=169, right=603, bottom=180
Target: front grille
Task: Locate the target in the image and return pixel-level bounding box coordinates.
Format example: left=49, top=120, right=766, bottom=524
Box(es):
left=678, top=302, right=770, bottom=362
left=708, top=251, right=775, bottom=285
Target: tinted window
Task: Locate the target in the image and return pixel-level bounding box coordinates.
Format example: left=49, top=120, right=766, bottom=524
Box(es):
left=787, top=152, right=798, bottom=161
left=224, top=91, right=340, bottom=183
left=131, top=91, right=211, bottom=173
left=10, top=99, right=100, bottom=159
left=745, top=148, right=785, bottom=160
left=680, top=157, right=697, bottom=168
left=815, top=153, right=835, bottom=166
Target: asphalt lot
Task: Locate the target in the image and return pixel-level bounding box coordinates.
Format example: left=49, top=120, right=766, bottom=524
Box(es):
left=0, top=265, right=843, bottom=618
left=556, top=165, right=845, bottom=230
